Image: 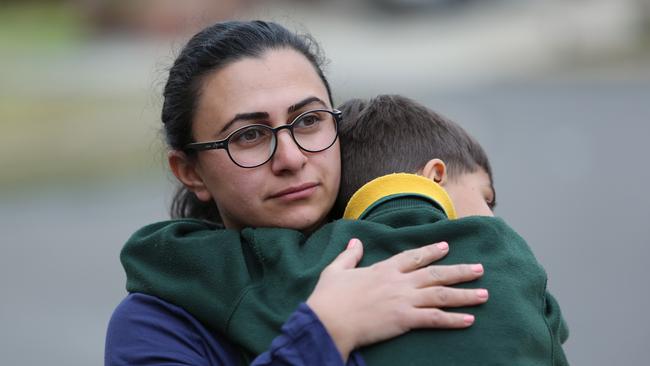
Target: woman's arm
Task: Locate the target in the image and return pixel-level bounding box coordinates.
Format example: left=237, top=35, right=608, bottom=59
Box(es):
left=105, top=293, right=365, bottom=366
left=251, top=303, right=366, bottom=366
left=105, top=293, right=237, bottom=365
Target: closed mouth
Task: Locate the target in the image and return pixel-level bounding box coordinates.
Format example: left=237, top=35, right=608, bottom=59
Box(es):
left=268, top=182, right=319, bottom=200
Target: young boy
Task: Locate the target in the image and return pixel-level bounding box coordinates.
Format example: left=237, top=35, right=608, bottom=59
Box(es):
left=122, top=95, right=568, bottom=365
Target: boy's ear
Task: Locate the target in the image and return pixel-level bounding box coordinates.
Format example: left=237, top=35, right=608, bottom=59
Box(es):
left=420, top=158, right=448, bottom=185
left=168, top=150, right=213, bottom=202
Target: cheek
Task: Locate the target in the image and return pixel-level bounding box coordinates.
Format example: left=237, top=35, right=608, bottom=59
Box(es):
left=199, top=155, right=263, bottom=207
left=449, top=186, right=489, bottom=218
left=209, top=168, right=270, bottom=228
left=214, top=169, right=264, bottom=204
left=459, top=193, right=493, bottom=217
left=471, top=201, right=494, bottom=217
left=316, top=146, right=341, bottom=193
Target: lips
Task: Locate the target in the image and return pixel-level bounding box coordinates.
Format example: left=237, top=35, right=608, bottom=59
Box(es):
left=268, top=182, right=319, bottom=200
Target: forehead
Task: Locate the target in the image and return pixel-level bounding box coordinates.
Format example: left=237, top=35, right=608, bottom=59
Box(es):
left=193, top=48, right=329, bottom=132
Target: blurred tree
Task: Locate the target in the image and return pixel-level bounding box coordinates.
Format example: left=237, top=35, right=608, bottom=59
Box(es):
left=368, top=0, right=476, bottom=12
left=72, top=0, right=253, bottom=36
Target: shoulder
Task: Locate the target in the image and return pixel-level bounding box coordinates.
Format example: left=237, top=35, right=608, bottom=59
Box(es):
left=105, top=293, right=239, bottom=366
left=121, top=219, right=239, bottom=263
left=129, top=218, right=224, bottom=240
left=443, top=216, right=540, bottom=260
left=448, top=216, right=527, bottom=243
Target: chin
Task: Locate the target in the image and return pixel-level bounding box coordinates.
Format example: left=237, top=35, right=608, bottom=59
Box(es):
left=281, top=208, right=329, bottom=233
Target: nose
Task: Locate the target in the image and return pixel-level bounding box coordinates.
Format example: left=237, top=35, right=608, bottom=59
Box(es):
left=270, top=129, right=307, bottom=174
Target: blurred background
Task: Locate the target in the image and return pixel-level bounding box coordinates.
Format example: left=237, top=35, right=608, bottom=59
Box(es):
left=1, top=0, right=649, bottom=364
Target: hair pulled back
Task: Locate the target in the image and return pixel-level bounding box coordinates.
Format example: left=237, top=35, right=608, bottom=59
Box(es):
left=162, top=20, right=333, bottom=224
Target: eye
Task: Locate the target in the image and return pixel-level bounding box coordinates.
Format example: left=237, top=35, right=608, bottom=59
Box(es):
left=231, top=126, right=270, bottom=146
left=240, top=129, right=262, bottom=142
left=294, top=112, right=323, bottom=129
left=483, top=187, right=496, bottom=210
left=486, top=195, right=496, bottom=210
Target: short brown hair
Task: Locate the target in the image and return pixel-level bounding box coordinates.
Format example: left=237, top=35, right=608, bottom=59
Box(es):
left=335, top=94, right=492, bottom=214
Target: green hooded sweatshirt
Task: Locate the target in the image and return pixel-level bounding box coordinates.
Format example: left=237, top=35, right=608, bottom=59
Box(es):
left=122, top=174, right=568, bottom=365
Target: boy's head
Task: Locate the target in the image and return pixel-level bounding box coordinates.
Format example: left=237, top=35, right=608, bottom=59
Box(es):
left=336, top=94, right=496, bottom=218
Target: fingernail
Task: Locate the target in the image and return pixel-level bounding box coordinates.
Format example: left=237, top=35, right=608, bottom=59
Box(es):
left=464, top=315, right=475, bottom=325
left=471, top=264, right=484, bottom=274
left=436, top=242, right=449, bottom=251
left=477, top=289, right=489, bottom=300
left=347, top=238, right=359, bottom=250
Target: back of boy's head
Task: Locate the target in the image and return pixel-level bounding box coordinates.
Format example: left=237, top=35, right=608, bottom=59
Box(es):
left=335, top=94, right=492, bottom=215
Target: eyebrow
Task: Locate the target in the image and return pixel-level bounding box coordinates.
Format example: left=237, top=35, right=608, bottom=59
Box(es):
left=218, top=112, right=270, bottom=137
left=218, top=96, right=328, bottom=136
left=287, top=96, right=327, bottom=114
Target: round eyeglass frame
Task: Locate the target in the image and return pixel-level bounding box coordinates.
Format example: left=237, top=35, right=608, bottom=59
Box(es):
left=183, top=108, right=342, bottom=168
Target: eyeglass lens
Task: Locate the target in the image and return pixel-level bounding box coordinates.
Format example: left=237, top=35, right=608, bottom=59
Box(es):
left=227, top=110, right=337, bottom=168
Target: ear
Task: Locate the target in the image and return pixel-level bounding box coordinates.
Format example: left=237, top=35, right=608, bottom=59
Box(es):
left=168, top=150, right=213, bottom=202
left=419, top=158, right=448, bottom=185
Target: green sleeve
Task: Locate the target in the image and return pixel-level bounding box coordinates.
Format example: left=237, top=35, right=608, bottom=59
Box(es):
left=121, top=219, right=258, bottom=334
left=545, top=290, right=570, bottom=364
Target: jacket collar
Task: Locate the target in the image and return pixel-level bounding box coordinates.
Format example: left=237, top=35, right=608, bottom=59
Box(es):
left=343, top=173, right=457, bottom=220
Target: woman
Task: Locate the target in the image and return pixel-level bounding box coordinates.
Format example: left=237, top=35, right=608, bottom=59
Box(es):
left=105, top=20, right=486, bottom=365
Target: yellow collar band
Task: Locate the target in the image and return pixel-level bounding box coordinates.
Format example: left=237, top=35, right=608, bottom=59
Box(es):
left=343, top=173, right=457, bottom=220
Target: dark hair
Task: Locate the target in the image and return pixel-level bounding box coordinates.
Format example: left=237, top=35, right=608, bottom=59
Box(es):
left=335, top=94, right=492, bottom=214
left=162, top=20, right=333, bottom=223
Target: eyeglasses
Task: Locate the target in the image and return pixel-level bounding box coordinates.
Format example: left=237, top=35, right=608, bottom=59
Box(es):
left=184, top=109, right=342, bottom=168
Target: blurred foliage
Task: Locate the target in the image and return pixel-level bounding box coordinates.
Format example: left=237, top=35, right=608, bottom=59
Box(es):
left=0, top=2, right=85, bottom=49
left=0, top=2, right=164, bottom=193
left=0, top=92, right=164, bottom=193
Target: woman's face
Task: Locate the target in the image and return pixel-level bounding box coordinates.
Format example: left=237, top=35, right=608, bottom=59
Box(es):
left=187, top=48, right=340, bottom=231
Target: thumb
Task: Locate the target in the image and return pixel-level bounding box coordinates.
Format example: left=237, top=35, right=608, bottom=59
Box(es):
left=328, top=238, right=364, bottom=271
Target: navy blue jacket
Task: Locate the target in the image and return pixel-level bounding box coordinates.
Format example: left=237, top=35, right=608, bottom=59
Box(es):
left=105, top=293, right=365, bottom=366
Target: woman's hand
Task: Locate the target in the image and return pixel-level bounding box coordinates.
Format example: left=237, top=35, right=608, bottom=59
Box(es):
left=306, top=238, right=487, bottom=361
